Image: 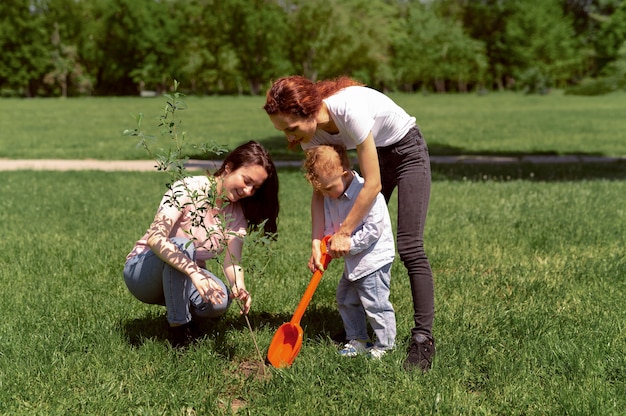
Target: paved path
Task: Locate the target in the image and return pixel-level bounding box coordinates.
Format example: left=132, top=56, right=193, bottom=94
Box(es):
left=1, top=155, right=625, bottom=171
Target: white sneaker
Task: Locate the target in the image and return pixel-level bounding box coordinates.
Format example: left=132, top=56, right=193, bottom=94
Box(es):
left=367, top=347, right=388, bottom=360
left=339, top=339, right=373, bottom=357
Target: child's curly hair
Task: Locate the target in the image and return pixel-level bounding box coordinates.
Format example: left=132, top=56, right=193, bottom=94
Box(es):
left=303, top=144, right=351, bottom=190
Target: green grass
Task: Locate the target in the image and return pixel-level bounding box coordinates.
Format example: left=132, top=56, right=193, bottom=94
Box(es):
left=1, top=91, right=624, bottom=413
left=1, top=90, right=625, bottom=160
left=0, top=169, right=624, bottom=414
left=0, top=95, right=275, bottom=160
left=391, top=90, right=626, bottom=157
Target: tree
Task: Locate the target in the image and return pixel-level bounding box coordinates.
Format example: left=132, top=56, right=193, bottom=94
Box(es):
left=282, top=0, right=395, bottom=84
left=1, top=0, right=624, bottom=96
left=228, top=0, right=292, bottom=95
left=0, top=0, right=51, bottom=96
left=392, top=1, right=487, bottom=92
left=452, top=0, right=518, bottom=90
left=43, top=21, right=93, bottom=97
left=504, top=0, right=584, bottom=91
left=175, top=0, right=242, bottom=94
left=331, top=0, right=397, bottom=89
left=178, top=34, right=240, bottom=95
left=560, top=0, right=623, bottom=42
left=87, top=0, right=186, bottom=95
left=595, top=1, right=626, bottom=71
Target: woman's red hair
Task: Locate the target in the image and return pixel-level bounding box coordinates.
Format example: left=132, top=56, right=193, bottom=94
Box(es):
left=264, top=75, right=364, bottom=118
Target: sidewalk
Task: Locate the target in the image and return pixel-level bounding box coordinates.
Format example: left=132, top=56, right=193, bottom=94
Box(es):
left=1, top=155, right=625, bottom=171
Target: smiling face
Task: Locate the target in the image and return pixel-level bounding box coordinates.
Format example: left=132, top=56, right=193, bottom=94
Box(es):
left=269, top=112, right=318, bottom=149
left=219, top=164, right=268, bottom=203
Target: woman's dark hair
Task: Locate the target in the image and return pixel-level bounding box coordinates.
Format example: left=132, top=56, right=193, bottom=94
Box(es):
left=264, top=75, right=364, bottom=118
left=214, top=141, right=279, bottom=235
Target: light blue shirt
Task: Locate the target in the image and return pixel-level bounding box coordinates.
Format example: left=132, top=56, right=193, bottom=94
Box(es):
left=324, top=171, right=395, bottom=281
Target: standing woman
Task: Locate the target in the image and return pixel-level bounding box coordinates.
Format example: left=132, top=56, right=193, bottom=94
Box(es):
left=264, top=76, right=434, bottom=371
left=123, top=141, right=279, bottom=347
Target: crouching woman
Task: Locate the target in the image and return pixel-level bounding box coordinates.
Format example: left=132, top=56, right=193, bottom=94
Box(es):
left=123, top=141, right=279, bottom=346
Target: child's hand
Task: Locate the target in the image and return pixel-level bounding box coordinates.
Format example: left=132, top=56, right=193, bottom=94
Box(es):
left=309, top=239, right=324, bottom=272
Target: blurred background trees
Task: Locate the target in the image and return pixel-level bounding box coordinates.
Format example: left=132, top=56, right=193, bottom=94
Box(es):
left=0, top=0, right=624, bottom=97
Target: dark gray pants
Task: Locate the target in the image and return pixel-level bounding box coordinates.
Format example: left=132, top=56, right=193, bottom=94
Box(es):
left=377, top=126, right=434, bottom=339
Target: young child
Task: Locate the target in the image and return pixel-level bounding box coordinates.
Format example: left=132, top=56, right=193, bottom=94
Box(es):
left=303, top=144, right=396, bottom=358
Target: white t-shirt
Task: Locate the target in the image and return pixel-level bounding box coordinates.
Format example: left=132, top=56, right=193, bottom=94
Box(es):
left=302, top=86, right=416, bottom=150
left=126, top=176, right=247, bottom=263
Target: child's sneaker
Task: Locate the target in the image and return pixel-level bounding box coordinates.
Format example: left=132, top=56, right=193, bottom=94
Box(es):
left=339, top=339, right=373, bottom=357
left=367, top=346, right=388, bottom=360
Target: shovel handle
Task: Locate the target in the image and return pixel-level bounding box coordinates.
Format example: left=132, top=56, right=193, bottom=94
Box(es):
left=289, top=236, right=332, bottom=325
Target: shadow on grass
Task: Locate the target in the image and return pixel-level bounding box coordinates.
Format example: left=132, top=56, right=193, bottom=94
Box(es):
left=432, top=161, right=626, bottom=181
left=255, top=136, right=626, bottom=181
left=425, top=142, right=613, bottom=157
left=121, top=314, right=171, bottom=347
left=252, top=306, right=348, bottom=344
left=187, top=134, right=626, bottom=181
left=255, top=136, right=617, bottom=160
left=120, top=305, right=347, bottom=352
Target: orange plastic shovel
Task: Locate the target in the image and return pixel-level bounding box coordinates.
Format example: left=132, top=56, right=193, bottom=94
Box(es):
left=267, top=236, right=332, bottom=368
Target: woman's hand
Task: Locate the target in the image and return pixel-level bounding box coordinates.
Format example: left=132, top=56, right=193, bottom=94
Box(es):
left=328, top=232, right=351, bottom=258
left=231, top=286, right=251, bottom=315
left=189, top=271, right=227, bottom=305
left=223, top=237, right=251, bottom=314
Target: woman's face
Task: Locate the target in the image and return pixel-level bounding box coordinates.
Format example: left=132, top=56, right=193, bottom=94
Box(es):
left=220, top=164, right=268, bottom=202
left=269, top=112, right=318, bottom=149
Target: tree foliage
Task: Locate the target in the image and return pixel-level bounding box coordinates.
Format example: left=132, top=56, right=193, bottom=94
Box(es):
left=505, top=0, right=584, bottom=91
left=0, top=0, right=51, bottom=96
left=393, top=1, right=488, bottom=93
left=0, top=0, right=624, bottom=96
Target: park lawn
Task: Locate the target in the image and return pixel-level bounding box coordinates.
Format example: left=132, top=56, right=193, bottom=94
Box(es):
left=0, top=169, right=623, bottom=414
left=1, top=90, right=625, bottom=161
left=391, top=90, right=626, bottom=157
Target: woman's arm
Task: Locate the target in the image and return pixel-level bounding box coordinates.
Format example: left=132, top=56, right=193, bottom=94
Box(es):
left=222, top=236, right=251, bottom=314
left=328, top=133, right=381, bottom=257
left=146, top=211, right=226, bottom=305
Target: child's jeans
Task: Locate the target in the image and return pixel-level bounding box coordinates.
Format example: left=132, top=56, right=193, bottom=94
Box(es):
left=336, top=263, right=396, bottom=350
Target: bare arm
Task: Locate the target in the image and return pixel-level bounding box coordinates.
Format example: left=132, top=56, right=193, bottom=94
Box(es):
left=222, top=236, right=251, bottom=314
left=309, top=189, right=326, bottom=272
left=145, top=211, right=226, bottom=305
left=328, top=133, right=381, bottom=257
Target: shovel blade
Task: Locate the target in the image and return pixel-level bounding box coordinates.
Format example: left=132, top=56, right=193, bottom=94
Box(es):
left=266, top=323, right=303, bottom=368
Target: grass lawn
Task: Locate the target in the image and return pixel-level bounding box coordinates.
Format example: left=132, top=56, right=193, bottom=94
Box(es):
left=0, top=90, right=625, bottom=160
left=0, top=91, right=624, bottom=414
left=0, top=168, right=624, bottom=414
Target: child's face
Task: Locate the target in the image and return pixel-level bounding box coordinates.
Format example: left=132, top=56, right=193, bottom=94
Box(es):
left=314, top=169, right=348, bottom=199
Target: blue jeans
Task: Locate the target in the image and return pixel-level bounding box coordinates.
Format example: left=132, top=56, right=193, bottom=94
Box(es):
left=378, top=126, right=435, bottom=339
left=336, top=263, right=396, bottom=350
left=123, top=237, right=231, bottom=325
